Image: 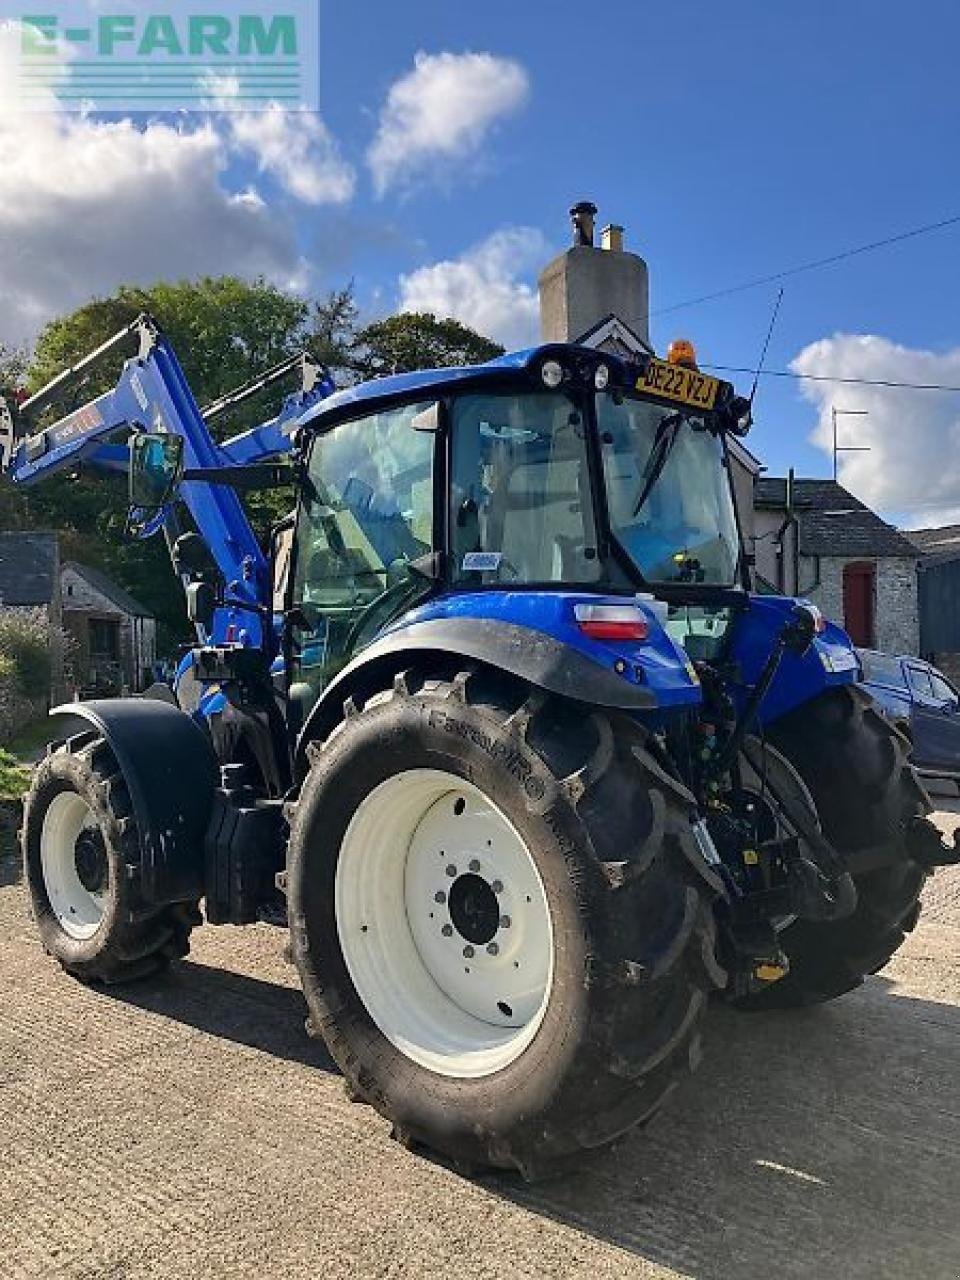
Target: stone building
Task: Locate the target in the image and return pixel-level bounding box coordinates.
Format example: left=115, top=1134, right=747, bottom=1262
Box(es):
left=754, top=478, right=919, bottom=654
left=60, top=562, right=156, bottom=695
left=0, top=530, right=66, bottom=713
left=0, top=531, right=156, bottom=697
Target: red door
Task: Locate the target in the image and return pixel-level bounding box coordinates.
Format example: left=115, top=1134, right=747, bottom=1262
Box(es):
left=842, top=561, right=875, bottom=647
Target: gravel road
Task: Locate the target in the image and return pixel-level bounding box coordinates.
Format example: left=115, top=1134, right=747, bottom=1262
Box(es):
left=3, top=812, right=960, bottom=1279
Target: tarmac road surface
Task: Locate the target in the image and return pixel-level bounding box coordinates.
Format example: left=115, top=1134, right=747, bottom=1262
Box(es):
left=2, top=810, right=960, bottom=1279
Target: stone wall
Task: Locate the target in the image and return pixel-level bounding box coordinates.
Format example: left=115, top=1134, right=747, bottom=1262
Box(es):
left=803, top=555, right=919, bottom=655
left=60, top=567, right=156, bottom=693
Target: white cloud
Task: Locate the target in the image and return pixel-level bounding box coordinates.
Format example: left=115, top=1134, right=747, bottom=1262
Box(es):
left=200, top=75, right=355, bottom=206
left=367, top=50, right=529, bottom=196
left=398, top=227, right=549, bottom=349
left=229, top=107, right=355, bottom=205
left=791, top=333, right=960, bottom=525
left=0, top=24, right=355, bottom=346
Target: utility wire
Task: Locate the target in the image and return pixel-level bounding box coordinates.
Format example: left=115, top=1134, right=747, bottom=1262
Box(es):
left=650, top=212, right=960, bottom=319
left=703, top=364, right=960, bottom=394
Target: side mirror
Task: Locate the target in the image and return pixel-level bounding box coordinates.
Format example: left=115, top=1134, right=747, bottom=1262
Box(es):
left=783, top=602, right=820, bottom=655
left=723, top=395, right=753, bottom=437
left=129, top=432, right=184, bottom=509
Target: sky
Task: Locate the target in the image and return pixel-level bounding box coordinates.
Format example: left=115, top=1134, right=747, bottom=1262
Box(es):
left=1, top=0, right=959, bottom=527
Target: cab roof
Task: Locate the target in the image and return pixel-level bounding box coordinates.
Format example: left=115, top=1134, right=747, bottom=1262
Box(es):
left=296, top=344, right=629, bottom=431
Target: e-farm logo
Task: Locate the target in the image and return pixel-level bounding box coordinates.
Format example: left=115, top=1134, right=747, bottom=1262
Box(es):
left=4, top=3, right=318, bottom=111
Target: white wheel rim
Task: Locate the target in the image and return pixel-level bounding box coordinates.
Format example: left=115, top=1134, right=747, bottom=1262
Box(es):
left=335, top=769, right=554, bottom=1079
left=40, top=792, right=108, bottom=940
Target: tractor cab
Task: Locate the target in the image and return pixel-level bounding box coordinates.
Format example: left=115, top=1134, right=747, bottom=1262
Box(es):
left=284, top=342, right=752, bottom=706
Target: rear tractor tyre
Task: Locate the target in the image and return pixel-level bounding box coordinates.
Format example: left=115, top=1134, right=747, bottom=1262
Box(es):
left=22, top=735, right=200, bottom=983
left=739, top=686, right=929, bottom=1010
left=287, top=669, right=725, bottom=1178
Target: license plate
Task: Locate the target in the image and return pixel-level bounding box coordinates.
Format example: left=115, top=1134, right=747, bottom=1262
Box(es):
left=637, top=358, right=720, bottom=411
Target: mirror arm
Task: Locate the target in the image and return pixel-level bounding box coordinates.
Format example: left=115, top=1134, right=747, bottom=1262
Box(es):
left=182, top=463, right=292, bottom=490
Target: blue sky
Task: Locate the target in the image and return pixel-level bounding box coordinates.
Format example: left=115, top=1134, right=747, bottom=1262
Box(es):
left=2, top=1, right=959, bottom=522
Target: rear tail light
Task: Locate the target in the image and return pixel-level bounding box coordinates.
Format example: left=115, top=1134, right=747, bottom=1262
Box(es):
left=574, top=603, right=650, bottom=642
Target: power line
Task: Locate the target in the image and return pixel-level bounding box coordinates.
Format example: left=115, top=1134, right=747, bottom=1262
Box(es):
left=703, top=364, right=960, bottom=394
left=650, top=212, right=960, bottom=318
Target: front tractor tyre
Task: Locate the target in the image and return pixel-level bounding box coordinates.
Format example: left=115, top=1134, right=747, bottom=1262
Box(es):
left=287, top=670, right=725, bottom=1178
left=742, top=686, right=930, bottom=1009
left=22, top=735, right=199, bottom=983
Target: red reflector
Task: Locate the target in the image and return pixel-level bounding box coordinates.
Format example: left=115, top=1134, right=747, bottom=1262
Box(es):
left=574, top=604, right=650, bottom=642
left=578, top=619, right=649, bottom=641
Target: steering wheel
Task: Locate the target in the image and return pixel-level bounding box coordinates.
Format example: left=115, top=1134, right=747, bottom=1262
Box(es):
left=343, top=563, right=426, bottom=653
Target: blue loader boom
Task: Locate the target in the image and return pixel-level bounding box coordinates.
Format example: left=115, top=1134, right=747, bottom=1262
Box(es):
left=0, top=313, right=333, bottom=650
left=7, top=320, right=956, bottom=1179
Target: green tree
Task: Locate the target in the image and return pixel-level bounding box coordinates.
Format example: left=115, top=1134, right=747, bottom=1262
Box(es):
left=356, top=312, right=503, bottom=378
left=0, top=343, right=28, bottom=393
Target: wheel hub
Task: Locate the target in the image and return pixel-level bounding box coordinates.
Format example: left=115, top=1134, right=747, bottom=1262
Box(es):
left=448, top=872, right=499, bottom=945
left=74, top=829, right=108, bottom=894
left=40, top=791, right=108, bottom=941
left=335, top=769, right=554, bottom=1078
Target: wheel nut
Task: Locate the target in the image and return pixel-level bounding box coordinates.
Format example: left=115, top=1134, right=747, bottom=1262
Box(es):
left=441, top=924, right=453, bottom=937
left=463, top=945, right=475, bottom=959
left=487, top=942, right=499, bottom=956
left=446, top=864, right=457, bottom=878
left=500, top=915, right=511, bottom=929
left=469, top=859, right=480, bottom=872
left=434, top=890, right=446, bottom=904
left=491, top=879, right=503, bottom=894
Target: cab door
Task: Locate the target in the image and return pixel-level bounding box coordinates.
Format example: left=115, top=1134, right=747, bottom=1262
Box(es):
left=288, top=400, right=438, bottom=713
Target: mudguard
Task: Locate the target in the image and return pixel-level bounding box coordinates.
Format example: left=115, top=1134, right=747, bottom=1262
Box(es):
left=727, top=595, right=860, bottom=725
left=49, top=698, right=218, bottom=905
left=294, top=613, right=661, bottom=775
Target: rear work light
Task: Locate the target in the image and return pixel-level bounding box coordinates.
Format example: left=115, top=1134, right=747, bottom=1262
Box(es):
left=574, top=603, right=650, bottom=642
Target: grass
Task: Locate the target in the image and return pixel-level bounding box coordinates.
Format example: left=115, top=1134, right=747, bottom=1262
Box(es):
left=8, top=718, right=55, bottom=764
left=0, top=717, right=51, bottom=803
left=0, top=748, right=30, bottom=803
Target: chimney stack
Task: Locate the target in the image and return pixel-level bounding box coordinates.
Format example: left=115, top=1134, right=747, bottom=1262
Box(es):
left=600, top=223, right=624, bottom=253
left=539, top=202, right=649, bottom=346
left=570, top=200, right=598, bottom=247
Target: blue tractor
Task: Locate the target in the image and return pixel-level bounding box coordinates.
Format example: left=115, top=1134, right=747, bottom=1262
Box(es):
left=2, top=316, right=953, bottom=1177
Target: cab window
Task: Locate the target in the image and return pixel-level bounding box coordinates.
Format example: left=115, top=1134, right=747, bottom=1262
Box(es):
left=291, top=402, right=435, bottom=698
left=449, top=392, right=601, bottom=585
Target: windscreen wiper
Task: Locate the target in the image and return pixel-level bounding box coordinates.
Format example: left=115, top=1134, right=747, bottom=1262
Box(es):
left=632, top=412, right=684, bottom=516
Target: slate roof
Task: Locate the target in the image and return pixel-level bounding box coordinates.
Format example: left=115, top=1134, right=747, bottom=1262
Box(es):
left=903, top=525, right=960, bottom=560
left=0, top=530, right=58, bottom=606
left=755, top=478, right=918, bottom=559
left=63, top=562, right=153, bottom=618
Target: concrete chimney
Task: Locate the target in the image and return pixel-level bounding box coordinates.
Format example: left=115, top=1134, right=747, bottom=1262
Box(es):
left=539, top=204, right=649, bottom=346
left=600, top=224, right=624, bottom=253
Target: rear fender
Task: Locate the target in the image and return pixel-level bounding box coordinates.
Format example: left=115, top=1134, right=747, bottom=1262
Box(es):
left=294, top=614, right=660, bottom=779
left=48, top=699, right=218, bottom=905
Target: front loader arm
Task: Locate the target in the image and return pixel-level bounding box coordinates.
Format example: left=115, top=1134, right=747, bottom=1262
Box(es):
left=0, top=313, right=334, bottom=649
